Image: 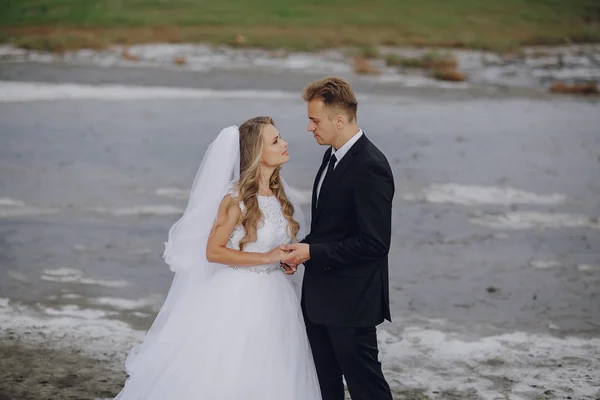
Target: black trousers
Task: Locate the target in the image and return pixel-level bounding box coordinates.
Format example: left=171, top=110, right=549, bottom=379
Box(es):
left=304, top=313, right=393, bottom=400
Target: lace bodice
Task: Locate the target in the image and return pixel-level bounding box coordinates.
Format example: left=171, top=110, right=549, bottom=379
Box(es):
left=227, top=195, right=293, bottom=273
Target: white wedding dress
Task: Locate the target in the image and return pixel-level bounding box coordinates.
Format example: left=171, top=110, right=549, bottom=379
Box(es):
left=115, top=194, right=322, bottom=400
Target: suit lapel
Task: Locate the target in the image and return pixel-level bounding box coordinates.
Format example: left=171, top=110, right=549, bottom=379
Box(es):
left=313, top=134, right=368, bottom=223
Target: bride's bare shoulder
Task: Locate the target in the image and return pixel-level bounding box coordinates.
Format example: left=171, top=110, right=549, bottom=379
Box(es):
left=219, top=193, right=242, bottom=218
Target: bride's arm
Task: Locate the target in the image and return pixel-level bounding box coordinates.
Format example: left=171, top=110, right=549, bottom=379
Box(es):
left=206, top=195, right=284, bottom=266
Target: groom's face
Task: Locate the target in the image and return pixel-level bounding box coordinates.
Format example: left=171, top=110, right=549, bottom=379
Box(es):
left=307, top=99, right=337, bottom=146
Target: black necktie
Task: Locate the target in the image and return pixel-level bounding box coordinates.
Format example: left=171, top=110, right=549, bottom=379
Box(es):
left=319, top=153, right=337, bottom=197
left=325, top=152, right=337, bottom=178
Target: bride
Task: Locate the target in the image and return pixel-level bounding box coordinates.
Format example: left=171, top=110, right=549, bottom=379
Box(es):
left=114, top=117, right=322, bottom=399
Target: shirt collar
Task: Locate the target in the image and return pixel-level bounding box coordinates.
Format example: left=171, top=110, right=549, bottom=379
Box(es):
left=331, top=129, right=363, bottom=161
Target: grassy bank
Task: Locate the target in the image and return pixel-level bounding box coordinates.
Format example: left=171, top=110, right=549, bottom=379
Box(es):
left=1, top=0, right=599, bottom=52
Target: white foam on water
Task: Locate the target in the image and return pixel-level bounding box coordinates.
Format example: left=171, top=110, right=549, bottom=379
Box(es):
left=156, top=187, right=189, bottom=200
left=0, top=299, right=144, bottom=361
left=0, top=197, right=26, bottom=207
left=0, top=81, right=300, bottom=103
left=0, top=197, right=59, bottom=217
left=62, top=294, right=83, bottom=299
left=43, top=268, right=82, bottom=277
left=0, top=45, right=27, bottom=57
left=79, top=278, right=130, bottom=288
left=470, top=211, right=600, bottom=230
left=90, top=205, right=184, bottom=216
left=378, top=325, right=600, bottom=399
left=403, top=184, right=567, bottom=206
left=44, top=305, right=115, bottom=320
left=40, top=268, right=129, bottom=288
left=529, top=260, right=563, bottom=269
left=131, top=312, right=152, bottom=318
left=577, top=264, right=600, bottom=272
left=90, top=297, right=155, bottom=310
left=41, top=267, right=83, bottom=283
left=41, top=275, right=83, bottom=283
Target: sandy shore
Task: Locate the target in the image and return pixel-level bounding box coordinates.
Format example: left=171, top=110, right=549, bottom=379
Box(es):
left=0, top=341, right=125, bottom=400
left=1, top=298, right=599, bottom=400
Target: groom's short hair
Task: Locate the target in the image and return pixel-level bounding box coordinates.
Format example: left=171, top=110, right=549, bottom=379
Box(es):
left=302, top=76, right=358, bottom=122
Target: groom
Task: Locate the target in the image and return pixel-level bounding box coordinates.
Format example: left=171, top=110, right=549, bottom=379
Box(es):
left=282, top=76, right=394, bottom=400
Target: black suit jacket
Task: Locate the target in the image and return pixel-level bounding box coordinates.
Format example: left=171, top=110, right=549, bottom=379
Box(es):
left=301, top=134, right=394, bottom=327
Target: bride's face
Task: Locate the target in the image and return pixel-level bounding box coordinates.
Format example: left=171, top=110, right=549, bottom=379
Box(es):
left=261, top=124, right=289, bottom=167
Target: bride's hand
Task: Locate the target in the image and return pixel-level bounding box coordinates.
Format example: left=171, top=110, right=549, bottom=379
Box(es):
left=265, top=246, right=288, bottom=264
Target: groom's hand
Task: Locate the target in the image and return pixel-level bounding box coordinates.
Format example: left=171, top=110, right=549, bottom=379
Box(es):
left=281, top=243, right=310, bottom=266
left=280, top=262, right=296, bottom=275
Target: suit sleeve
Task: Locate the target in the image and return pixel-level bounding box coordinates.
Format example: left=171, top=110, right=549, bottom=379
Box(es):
left=309, top=158, right=394, bottom=268
left=301, top=234, right=311, bottom=245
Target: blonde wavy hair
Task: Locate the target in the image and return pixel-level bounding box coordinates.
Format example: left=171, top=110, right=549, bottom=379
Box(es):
left=235, top=116, right=300, bottom=250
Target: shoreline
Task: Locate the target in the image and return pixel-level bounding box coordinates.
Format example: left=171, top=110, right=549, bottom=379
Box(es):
left=1, top=298, right=599, bottom=400
left=1, top=42, right=600, bottom=96
left=2, top=31, right=600, bottom=55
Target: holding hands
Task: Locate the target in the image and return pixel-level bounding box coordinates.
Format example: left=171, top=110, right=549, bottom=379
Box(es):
left=280, top=243, right=311, bottom=275
left=266, top=243, right=311, bottom=275
left=265, top=245, right=295, bottom=275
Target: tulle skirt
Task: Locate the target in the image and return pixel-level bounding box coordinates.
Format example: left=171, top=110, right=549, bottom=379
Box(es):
left=115, top=266, right=322, bottom=400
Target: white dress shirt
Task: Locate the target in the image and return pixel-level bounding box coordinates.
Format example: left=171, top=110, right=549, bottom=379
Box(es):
left=316, top=129, right=363, bottom=199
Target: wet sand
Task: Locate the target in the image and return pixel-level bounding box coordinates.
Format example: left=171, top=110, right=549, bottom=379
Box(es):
left=0, top=341, right=125, bottom=400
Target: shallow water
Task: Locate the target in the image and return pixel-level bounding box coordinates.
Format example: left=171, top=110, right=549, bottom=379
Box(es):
left=0, top=64, right=599, bottom=399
